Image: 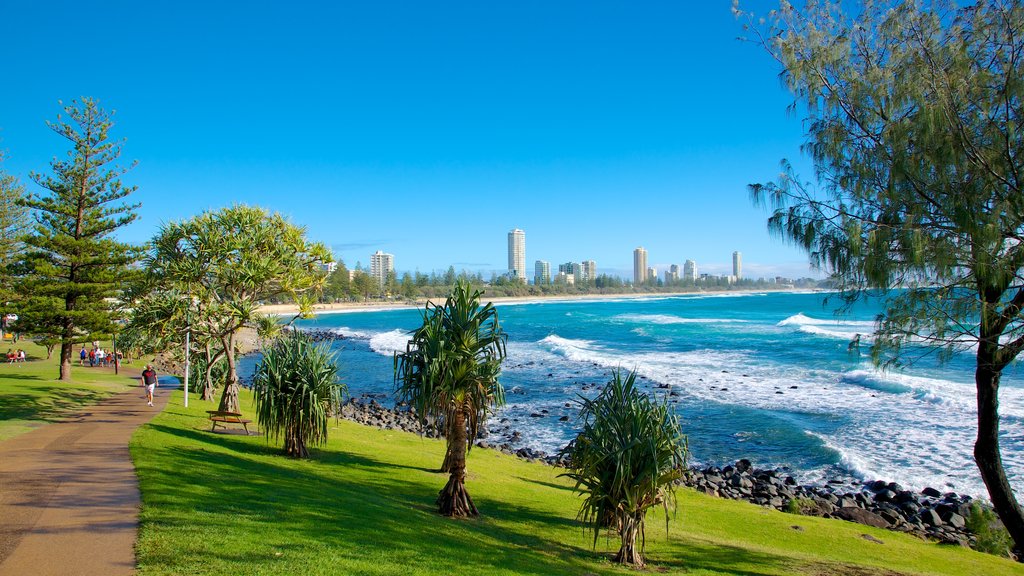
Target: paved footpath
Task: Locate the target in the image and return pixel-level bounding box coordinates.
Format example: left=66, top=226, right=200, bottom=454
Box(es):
left=0, top=372, right=172, bottom=576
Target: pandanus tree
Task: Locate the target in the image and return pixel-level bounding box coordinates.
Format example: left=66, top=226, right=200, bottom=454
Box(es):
left=394, top=279, right=507, bottom=517
left=560, top=369, right=688, bottom=567
left=253, top=331, right=345, bottom=458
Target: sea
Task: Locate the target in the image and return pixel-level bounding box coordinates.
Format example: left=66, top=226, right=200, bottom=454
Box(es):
left=239, top=290, right=1024, bottom=498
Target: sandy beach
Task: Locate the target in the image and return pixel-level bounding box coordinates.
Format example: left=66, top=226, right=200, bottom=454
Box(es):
left=257, top=288, right=803, bottom=318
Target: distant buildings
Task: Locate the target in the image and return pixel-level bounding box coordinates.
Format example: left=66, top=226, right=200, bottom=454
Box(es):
left=684, top=259, right=697, bottom=281
left=733, top=251, right=742, bottom=280
left=534, top=260, right=550, bottom=285
left=370, top=250, right=394, bottom=287
left=633, top=247, right=648, bottom=285
left=647, top=267, right=657, bottom=283
left=508, top=229, right=526, bottom=281
left=580, top=260, right=597, bottom=283
left=321, top=261, right=338, bottom=274
left=666, top=264, right=680, bottom=283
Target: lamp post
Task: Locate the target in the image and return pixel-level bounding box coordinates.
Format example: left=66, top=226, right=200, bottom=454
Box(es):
left=183, top=297, right=191, bottom=408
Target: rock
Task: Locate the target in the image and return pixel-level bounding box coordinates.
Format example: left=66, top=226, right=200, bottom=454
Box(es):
left=942, top=512, right=966, bottom=529
left=920, top=508, right=943, bottom=527
left=836, top=508, right=890, bottom=529
left=874, top=489, right=897, bottom=503
left=558, top=415, right=569, bottom=422
left=922, top=486, right=942, bottom=498
left=861, top=534, right=884, bottom=544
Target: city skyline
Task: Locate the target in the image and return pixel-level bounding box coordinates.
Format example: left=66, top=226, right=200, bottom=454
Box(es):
left=0, top=3, right=821, bottom=279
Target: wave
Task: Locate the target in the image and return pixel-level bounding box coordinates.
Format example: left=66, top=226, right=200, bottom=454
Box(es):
left=777, top=313, right=876, bottom=342
left=614, top=313, right=749, bottom=325
left=369, top=329, right=411, bottom=355
left=778, top=312, right=875, bottom=328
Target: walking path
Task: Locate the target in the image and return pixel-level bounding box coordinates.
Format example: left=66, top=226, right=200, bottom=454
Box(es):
left=0, top=372, right=171, bottom=576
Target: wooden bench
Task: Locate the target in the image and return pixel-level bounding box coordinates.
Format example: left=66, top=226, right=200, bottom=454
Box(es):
left=207, top=410, right=253, bottom=434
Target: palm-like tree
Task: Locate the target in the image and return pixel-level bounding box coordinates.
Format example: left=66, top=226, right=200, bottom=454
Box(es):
left=560, top=368, right=688, bottom=567
left=253, top=332, right=345, bottom=458
left=394, top=279, right=507, bottom=517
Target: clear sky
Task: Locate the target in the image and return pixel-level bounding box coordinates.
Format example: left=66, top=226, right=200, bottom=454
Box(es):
left=0, top=1, right=819, bottom=280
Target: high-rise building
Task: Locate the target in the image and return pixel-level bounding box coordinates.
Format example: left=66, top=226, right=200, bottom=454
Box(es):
left=534, top=260, right=550, bottom=285
left=733, top=251, right=742, bottom=280
left=508, top=229, right=526, bottom=281
left=580, top=260, right=597, bottom=283
left=633, top=247, right=647, bottom=285
left=370, top=250, right=394, bottom=287
left=666, top=264, right=680, bottom=283
left=647, top=267, right=658, bottom=283
left=683, top=259, right=697, bottom=281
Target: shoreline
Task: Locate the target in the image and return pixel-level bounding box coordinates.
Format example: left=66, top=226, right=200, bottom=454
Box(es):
left=258, top=287, right=824, bottom=317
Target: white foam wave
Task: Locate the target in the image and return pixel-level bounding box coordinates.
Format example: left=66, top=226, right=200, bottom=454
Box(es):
left=333, top=327, right=373, bottom=339
left=778, top=312, right=875, bottom=328
left=368, top=329, right=412, bottom=355
left=614, top=313, right=749, bottom=325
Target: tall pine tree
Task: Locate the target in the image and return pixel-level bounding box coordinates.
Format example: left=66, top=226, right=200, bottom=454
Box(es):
left=19, top=98, right=139, bottom=380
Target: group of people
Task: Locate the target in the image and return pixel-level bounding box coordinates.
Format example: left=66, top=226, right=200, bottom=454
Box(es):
left=6, top=349, right=26, bottom=363
left=79, top=345, right=121, bottom=368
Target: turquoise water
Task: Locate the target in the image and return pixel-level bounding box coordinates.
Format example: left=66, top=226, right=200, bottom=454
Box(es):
left=248, top=290, right=1024, bottom=497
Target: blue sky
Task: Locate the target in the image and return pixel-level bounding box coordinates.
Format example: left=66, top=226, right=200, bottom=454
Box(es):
left=0, top=1, right=818, bottom=279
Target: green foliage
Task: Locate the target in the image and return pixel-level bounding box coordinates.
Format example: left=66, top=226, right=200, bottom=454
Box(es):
left=394, top=279, right=507, bottom=516
left=966, top=503, right=1015, bottom=558
left=741, top=0, right=1024, bottom=550
left=784, top=497, right=817, bottom=516
left=0, top=151, right=29, bottom=306
left=559, top=368, right=688, bottom=567
left=253, top=331, right=345, bottom=458
left=145, top=204, right=332, bottom=412
left=16, top=98, right=140, bottom=380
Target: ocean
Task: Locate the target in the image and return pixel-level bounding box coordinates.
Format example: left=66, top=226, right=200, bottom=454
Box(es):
left=240, top=290, right=1024, bottom=498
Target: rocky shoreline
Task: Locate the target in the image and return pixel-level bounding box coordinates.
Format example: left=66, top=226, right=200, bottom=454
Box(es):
left=338, top=396, right=990, bottom=552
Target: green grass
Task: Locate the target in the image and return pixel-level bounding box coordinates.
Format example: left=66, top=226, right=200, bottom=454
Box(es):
left=0, top=340, right=138, bottom=441
left=132, top=389, right=1024, bottom=576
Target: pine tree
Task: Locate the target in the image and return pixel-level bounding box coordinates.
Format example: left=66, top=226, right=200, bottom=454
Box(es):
left=19, top=98, right=140, bottom=380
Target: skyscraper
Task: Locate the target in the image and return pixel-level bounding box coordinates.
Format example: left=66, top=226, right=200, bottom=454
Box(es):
left=683, top=259, right=697, bottom=281
left=580, top=260, right=597, bottom=283
left=666, top=264, right=680, bottom=283
left=733, top=251, right=742, bottom=280
left=370, top=250, right=394, bottom=287
left=508, top=229, right=526, bottom=281
left=633, top=247, right=647, bottom=285
left=534, top=260, right=550, bottom=285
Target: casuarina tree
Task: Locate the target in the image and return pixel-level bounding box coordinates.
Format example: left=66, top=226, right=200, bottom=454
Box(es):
left=17, top=98, right=139, bottom=380
left=560, top=369, right=688, bottom=567
left=254, top=331, right=345, bottom=458
left=394, top=279, right=507, bottom=517
left=738, top=0, right=1024, bottom=553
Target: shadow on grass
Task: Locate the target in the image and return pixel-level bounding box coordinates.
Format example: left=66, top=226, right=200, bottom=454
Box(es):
left=135, top=421, right=827, bottom=576
left=0, top=386, right=108, bottom=423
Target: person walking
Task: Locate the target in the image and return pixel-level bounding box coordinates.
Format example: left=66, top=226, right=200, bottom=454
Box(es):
left=80, top=346, right=87, bottom=366
left=141, top=365, right=158, bottom=407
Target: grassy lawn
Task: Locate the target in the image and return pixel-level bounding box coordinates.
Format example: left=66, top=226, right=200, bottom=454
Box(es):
left=0, top=340, right=139, bottom=441
left=132, top=389, right=1023, bottom=576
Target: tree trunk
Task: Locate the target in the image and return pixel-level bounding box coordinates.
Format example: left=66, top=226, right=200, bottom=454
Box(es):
left=614, top=513, right=645, bottom=566
left=217, top=332, right=240, bottom=413
left=59, top=339, right=73, bottom=381
left=284, top=423, right=308, bottom=458
left=440, top=417, right=454, bottom=473
left=975, top=356, right=1024, bottom=555
left=201, top=343, right=217, bottom=401
left=437, top=409, right=477, bottom=517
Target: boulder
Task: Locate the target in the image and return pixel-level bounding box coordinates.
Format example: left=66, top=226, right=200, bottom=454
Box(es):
left=920, top=508, right=943, bottom=527
left=922, top=486, right=942, bottom=498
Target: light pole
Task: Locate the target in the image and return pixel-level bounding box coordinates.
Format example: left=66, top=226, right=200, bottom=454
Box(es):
left=183, top=297, right=191, bottom=408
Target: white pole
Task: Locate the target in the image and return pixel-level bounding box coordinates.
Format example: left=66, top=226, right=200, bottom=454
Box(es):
left=183, top=324, right=190, bottom=408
